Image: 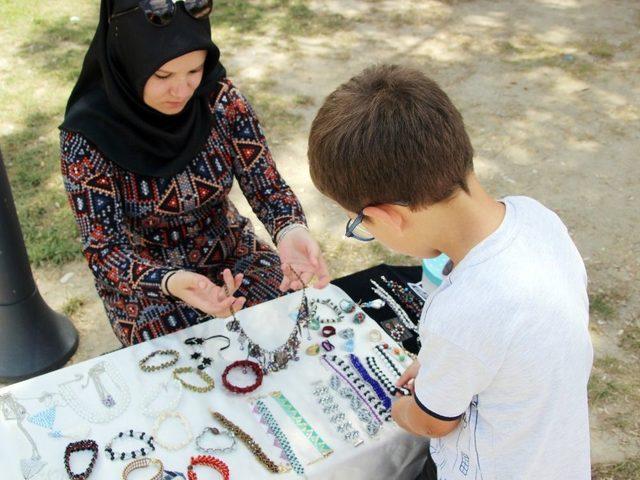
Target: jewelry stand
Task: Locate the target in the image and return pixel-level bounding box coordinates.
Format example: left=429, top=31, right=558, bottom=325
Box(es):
left=0, top=147, right=78, bottom=382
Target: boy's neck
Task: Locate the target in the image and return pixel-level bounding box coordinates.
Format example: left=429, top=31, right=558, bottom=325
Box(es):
left=422, top=174, right=506, bottom=266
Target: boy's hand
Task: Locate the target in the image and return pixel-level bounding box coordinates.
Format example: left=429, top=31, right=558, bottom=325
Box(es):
left=395, top=359, right=421, bottom=395
left=166, top=269, right=246, bottom=317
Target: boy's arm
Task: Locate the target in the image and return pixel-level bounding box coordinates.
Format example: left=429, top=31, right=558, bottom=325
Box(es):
left=392, top=396, right=460, bottom=438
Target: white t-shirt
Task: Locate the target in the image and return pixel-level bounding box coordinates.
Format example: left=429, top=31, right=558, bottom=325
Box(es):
left=414, top=196, right=593, bottom=480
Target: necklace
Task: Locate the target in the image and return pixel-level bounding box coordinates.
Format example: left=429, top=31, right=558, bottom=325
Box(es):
left=0, top=393, right=47, bottom=479
left=58, top=362, right=130, bottom=424
left=370, top=280, right=417, bottom=334
left=226, top=279, right=310, bottom=374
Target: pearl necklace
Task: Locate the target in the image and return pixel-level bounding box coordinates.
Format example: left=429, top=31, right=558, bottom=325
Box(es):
left=58, top=362, right=130, bottom=424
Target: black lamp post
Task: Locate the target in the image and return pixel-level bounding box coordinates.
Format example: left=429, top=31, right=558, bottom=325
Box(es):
left=0, top=146, right=78, bottom=382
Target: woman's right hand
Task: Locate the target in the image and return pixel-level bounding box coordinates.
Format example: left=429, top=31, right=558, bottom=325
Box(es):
left=166, top=268, right=246, bottom=318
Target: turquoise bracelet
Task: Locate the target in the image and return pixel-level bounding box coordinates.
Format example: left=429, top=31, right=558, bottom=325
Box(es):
left=254, top=399, right=305, bottom=476
left=270, top=391, right=333, bottom=458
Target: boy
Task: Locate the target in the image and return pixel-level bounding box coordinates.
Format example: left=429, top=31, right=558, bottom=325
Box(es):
left=308, top=64, right=593, bottom=479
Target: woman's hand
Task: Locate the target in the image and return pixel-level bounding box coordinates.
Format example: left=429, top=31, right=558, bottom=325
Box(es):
left=395, top=359, right=421, bottom=396
left=166, top=268, right=246, bottom=317
left=277, top=227, right=330, bottom=291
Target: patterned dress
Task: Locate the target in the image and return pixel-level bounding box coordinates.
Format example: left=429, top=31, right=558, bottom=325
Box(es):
left=60, top=79, right=307, bottom=346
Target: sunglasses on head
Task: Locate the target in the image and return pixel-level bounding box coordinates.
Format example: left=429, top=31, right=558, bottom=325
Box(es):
left=110, top=0, right=213, bottom=26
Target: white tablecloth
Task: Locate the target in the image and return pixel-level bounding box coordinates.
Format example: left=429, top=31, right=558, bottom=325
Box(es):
left=0, top=284, right=427, bottom=479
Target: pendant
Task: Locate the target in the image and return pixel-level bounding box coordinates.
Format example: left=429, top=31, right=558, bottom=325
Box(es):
left=20, top=456, right=46, bottom=479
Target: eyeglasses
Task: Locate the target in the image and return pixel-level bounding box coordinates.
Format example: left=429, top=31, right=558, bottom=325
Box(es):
left=110, top=0, right=213, bottom=26
left=345, top=202, right=409, bottom=242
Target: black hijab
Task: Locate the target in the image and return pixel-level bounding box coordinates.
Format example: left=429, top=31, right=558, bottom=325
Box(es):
left=60, top=0, right=226, bottom=177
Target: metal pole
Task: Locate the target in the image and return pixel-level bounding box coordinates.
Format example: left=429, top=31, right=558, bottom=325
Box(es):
left=0, top=146, right=78, bottom=382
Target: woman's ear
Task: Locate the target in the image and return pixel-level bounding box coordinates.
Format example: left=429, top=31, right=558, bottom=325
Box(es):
left=362, top=204, right=406, bottom=232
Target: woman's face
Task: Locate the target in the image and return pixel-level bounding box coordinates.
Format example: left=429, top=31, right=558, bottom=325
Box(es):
left=143, top=50, right=207, bottom=115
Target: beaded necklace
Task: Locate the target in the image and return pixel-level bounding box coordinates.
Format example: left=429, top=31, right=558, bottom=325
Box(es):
left=370, top=280, right=417, bottom=335
left=348, top=354, right=392, bottom=410
left=58, top=362, right=130, bottom=424
left=380, top=275, right=424, bottom=319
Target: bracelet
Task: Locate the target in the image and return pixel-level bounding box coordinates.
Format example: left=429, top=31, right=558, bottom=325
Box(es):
left=65, top=439, right=98, bottom=479
left=195, top=427, right=237, bottom=455
left=322, top=355, right=390, bottom=422
left=374, top=344, right=403, bottom=378
left=327, top=374, right=381, bottom=437
left=366, top=356, right=411, bottom=397
left=349, top=354, right=392, bottom=410
left=311, top=381, right=363, bottom=447
left=321, top=326, right=336, bottom=337
left=139, top=349, right=180, bottom=372
left=141, top=379, right=183, bottom=418
left=221, top=360, right=263, bottom=394
left=270, top=391, right=333, bottom=458
left=275, top=223, right=308, bottom=245
left=187, top=455, right=230, bottom=480
left=310, top=298, right=345, bottom=330
left=105, top=430, right=155, bottom=461
left=122, top=458, right=163, bottom=480
left=173, top=367, right=215, bottom=393
left=152, top=411, right=193, bottom=451
left=162, top=270, right=182, bottom=297
left=209, top=411, right=291, bottom=474
left=254, top=398, right=305, bottom=475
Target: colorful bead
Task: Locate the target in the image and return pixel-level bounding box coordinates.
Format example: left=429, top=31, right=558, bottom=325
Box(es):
left=306, top=344, right=320, bottom=356
left=353, top=312, right=366, bottom=324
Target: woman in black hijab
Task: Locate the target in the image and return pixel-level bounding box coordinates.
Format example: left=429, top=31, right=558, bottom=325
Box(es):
left=60, top=0, right=329, bottom=345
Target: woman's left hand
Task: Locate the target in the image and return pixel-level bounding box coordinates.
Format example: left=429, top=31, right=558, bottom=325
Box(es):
left=277, top=227, right=330, bottom=291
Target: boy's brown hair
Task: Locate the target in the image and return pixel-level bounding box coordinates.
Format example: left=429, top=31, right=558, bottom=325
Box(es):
left=308, top=64, right=474, bottom=212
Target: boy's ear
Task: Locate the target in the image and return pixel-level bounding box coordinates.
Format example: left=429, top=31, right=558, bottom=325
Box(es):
left=363, top=204, right=406, bottom=232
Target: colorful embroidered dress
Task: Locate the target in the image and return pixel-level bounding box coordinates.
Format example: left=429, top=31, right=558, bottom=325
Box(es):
left=60, top=79, right=306, bottom=345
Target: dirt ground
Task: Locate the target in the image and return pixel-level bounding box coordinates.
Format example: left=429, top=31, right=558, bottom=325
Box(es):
left=2, top=0, right=639, bottom=474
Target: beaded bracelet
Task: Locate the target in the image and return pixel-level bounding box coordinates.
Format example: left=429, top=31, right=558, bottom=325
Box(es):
left=139, top=350, right=180, bottom=372
left=254, top=399, right=305, bottom=475
left=311, top=381, right=363, bottom=447
left=122, top=458, right=163, bottom=480
left=221, top=360, right=263, bottom=394
left=172, top=367, right=215, bottom=393
left=374, top=345, right=403, bottom=378
left=270, top=391, right=333, bottom=458
left=141, top=379, right=183, bottom=418
left=327, top=374, right=381, bottom=437
left=187, top=455, right=230, bottom=480
left=348, top=354, right=392, bottom=410
left=195, top=427, right=237, bottom=455
left=152, top=411, right=193, bottom=451
left=367, top=356, right=400, bottom=397
left=310, top=298, right=345, bottom=327
left=64, top=439, right=98, bottom=479
left=209, top=411, right=291, bottom=474
left=320, top=355, right=384, bottom=425
left=105, top=430, right=155, bottom=461
left=322, top=355, right=391, bottom=422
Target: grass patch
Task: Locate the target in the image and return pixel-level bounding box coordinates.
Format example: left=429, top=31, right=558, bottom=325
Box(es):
left=62, top=296, right=86, bottom=318
left=593, top=457, right=640, bottom=480
left=588, top=356, right=627, bottom=405
left=620, top=323, right=640, bottom=354
left=584, top=38, right=616, bottom=59
left=590, top=293, right=617, bottom=319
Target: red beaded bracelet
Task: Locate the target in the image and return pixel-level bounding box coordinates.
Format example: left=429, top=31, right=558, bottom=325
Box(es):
left=187, top=455, right=230, bottom=480
left=221, top=360, right=263, bottom=394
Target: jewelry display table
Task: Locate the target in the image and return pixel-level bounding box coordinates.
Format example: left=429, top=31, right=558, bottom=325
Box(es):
left=0, top=284, right=427, bottom=479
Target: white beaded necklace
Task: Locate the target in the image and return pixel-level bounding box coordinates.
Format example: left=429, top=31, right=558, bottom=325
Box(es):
left=58, top=361, right=130, bottom=424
